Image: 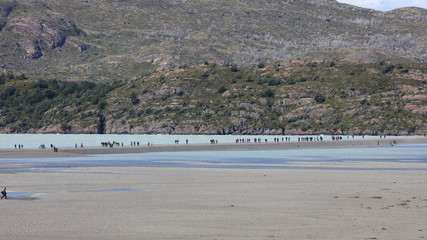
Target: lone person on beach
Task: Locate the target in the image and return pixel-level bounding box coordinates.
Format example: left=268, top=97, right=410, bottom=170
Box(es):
left=1, top=187, right=7, bottom=199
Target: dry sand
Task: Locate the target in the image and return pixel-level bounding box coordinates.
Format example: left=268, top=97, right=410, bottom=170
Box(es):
left=0, top=136, right=426, bottom=239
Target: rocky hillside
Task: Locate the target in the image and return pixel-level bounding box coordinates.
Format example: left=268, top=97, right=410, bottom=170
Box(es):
left=0, top=0, right=426, bottom=82
left=1, top=61, right=426, bottom=135
left=1, top=0, right=426, bottom=135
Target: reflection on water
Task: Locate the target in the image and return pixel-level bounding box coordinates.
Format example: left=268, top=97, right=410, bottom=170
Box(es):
left=1, top=144, right=426, bottom=171
left=6, top=192, right=37, bottom=200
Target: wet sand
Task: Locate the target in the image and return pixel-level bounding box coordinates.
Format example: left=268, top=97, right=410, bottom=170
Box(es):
left=1, top=166, right=426, bottom=239
left=1, top=136, right=427, bottom=239
left=1, top=136, right=426, bottom=159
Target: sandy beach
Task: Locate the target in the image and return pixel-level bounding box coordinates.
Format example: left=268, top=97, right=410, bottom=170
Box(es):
left=1, top=166, right=426, bottom=239
left=1, top=135, right=426, bottom=159
left=1, top=136, right=426, bottom=239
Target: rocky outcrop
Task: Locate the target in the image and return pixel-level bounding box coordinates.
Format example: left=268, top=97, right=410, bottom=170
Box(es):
left=7, top=9, right=80, bottom=58
left=36, top=125, right=65, bottom=134
left=67, top=40, right=90, bottom=53
left=0, top=3, right=14, bottom=30
left=18, top=39, right=42, bottom=59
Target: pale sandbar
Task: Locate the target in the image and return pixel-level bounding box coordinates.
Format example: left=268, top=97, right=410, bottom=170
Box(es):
left=1, top=136, right=426, bottom=159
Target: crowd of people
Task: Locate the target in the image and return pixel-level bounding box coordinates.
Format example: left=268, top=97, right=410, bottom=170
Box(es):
left=235, top=136, right=326, bottom=143
left=12, top=135, right=409, bottom=151
left=101, top=141, right=123, bottom=148
left=100, top=141, right=156, bottom=148
left=236, top=138, right=264, bottom=143
left=298, top=136, right=324, bottom=142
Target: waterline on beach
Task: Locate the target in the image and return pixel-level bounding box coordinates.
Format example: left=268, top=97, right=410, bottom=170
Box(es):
left=1, top=144, right=426, bottom=172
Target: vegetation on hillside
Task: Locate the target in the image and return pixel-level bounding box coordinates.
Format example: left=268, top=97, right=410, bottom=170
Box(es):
left=3, top=61, right=424, bottom=135
left=0, top=73, right=120, bottom=133
left=103, top=61, right=426, bottom=135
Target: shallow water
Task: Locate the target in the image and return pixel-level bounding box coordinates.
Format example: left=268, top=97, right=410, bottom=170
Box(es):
left=1, top=144, right=426, bottom=171
left=3, top=192, right=36, bottom=200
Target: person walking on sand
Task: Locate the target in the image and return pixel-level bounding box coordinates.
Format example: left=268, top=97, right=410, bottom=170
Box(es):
left=1, top=187, right=7, bottom=199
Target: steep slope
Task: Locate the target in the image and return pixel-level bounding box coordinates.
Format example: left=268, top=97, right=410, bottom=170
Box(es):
left=0, top=0, right=425, bottom=81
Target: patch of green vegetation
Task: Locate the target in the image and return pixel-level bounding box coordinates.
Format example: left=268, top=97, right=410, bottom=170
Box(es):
left=0, top=73, right=120, bottom=132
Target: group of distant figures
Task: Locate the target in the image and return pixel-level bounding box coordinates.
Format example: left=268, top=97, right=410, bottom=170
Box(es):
left=40, top=144, right=58, bottom=152
left=16, top=135, right=412, bottom=152
left=15, top=143, right=59, bottom=152
left=376, top=140, right=398, bottom=146
left=298, top=136, right=324, bottom=142
left=332, top=135, right=367, bottom=140
left=52, top=144, right=59, bottom=152
left=174, top=139, right=189, bottom=144
left=332, top=136, right=343, bottom=140
left=236, top=138, right=264, bottom=143
left=74, top=143, right=84, bottom=148
left=100, top=141, right=155, bottom=148
left=14, top=144, right=24, bottom=149
left=17, top=143, right=59, bottom=152
left=101, top=141, right=123, bottom=148
left=235, top=136, right=325, bottom=143
left=100, top=139, right=196, bottom=146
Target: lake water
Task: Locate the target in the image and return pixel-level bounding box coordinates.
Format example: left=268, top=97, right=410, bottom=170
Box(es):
left=0, top=134, right=378, bottom=149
